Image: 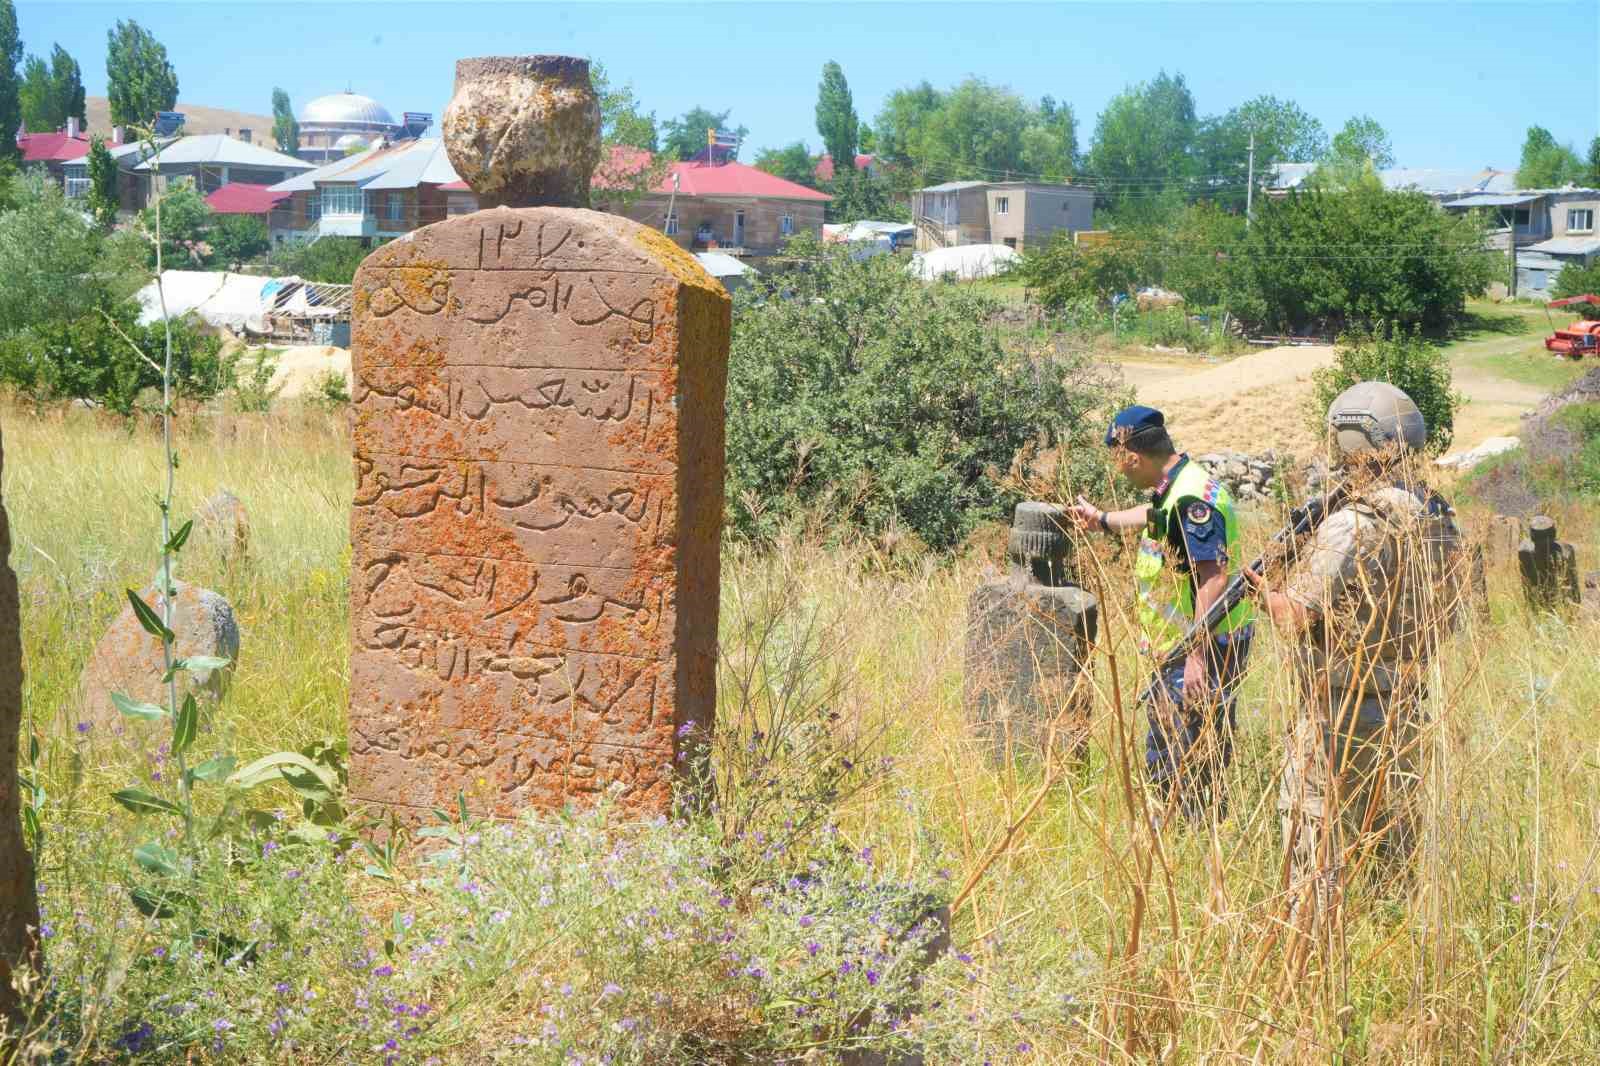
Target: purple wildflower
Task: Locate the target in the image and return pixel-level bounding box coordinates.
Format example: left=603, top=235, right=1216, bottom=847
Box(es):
left=806, top=941, right=820, bottom=957
left=601, top=982, right=623, bottom=998
left=76, top=722, right=91, bottom=735
left=373, top=965, right=394, bottom=978
left=38, top=923, right=53, bottom=939
left=798, top=915, right=814, bottom=928
left=866, top=970, right=880, bottom=986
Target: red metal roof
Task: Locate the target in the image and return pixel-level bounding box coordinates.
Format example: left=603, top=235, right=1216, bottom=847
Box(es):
left=439, top=146, right=830, bottom=202
left=19, top=131, right=91, bottom=163
left=813, top=153, right=876, bottom=182
left=660, top=160, right=829, bottom=201
left=205, top=183, right=291, bottom=215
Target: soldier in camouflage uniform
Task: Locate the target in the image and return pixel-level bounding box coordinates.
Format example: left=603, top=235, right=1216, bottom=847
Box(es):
left=1244, top=382, right=1464, bottom=918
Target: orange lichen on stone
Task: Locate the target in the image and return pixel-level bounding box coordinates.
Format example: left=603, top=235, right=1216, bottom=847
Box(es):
left=348, top=197, right=726, bottom=823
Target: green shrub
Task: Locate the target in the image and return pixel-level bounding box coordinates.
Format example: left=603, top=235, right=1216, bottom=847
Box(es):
left=234, top=348, right=284, bottom=413
left=267, top=237, right=381, bottom=285
left=1015, top=232, right=1148, bottom=311
left=0, top=307, right=230, bottom=413
left=1307, top=325, right=1460, bottom=455
left=727, top=236, right=1115, bottom=549
left=1227, top=183, right=1497, bottom=335
left=210, top=213, right=271, bottom=267
left=1551, top=261, right=1600, bottom=312
left=311, top=367, right=350, bottom=408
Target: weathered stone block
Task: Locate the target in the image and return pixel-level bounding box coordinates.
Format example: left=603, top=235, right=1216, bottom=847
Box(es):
left=964, top=503, right=1098, bottom=764
left=78, top=580, right=240, bottom=734
left=348, top=56, right=727, bottom=822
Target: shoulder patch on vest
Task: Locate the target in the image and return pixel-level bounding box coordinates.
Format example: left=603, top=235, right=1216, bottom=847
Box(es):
left=1187, top=501, right=1213, bottom=524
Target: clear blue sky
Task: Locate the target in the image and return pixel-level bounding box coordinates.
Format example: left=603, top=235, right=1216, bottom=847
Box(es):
left=17, top=1, right=1600, bottom=173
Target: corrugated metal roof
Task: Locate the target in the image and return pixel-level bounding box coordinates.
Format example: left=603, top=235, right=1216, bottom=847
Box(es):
left=1444, top=193, right=1542, bottom=208
left=204, top=182, right=291, bottom=214
left=268, top=145, right=383, bottom=191
left=134, top=134, right=312, bottom=171
left=1524, top=236, right=1600, bottom=256
left=918, top=180, right=987, bottom=193
left=694, top=252, right=754, bottom=278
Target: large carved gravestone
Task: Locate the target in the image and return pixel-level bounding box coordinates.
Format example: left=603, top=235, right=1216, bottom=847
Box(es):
left=348, top=56, right=728, bottom=822
left=0, top=426, right=39, bottom=1018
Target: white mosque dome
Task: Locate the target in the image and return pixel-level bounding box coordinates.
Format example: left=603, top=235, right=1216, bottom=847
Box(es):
left=301, top=92, right=396, bottom=128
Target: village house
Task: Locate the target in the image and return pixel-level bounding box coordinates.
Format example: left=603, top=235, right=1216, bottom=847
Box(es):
left=127, top=134, right=312, bottom=212
left=1442, top=188, right=1600, bottom=296
left=911, top=179, right=1095, bottom=252
left=264, top=139, right=827, bottom=263
left=266, top=138, right=460, bottom=243
left=602, top=157, right=829, bottom=262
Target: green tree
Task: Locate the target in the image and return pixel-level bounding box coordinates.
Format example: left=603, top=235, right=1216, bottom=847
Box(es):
left=727, top=234, right=1112, bottom=549
left=0, top=0, right=22, bottom=163
left=1194, top=95, right=1328, bottom=209
left=105, top=19, right=178, bottom=128
left=86, top=134, right=119, bottom=226
left=591, top=61, right=658, bottom=152
left=1015, top=232, right=1149, bottom=310
left=919, top=77, right=1034, bottom=180
left=815, top=61, right=858, bottom=174
left=0, top=176, right=115, bottom=334
left=1226, top=183, right=1495, bottom=335
left=1585, top=136, right=1600, bottom=188
left=210, top=213, right=269, bottom=266
left=1551, top=261, right=1600, bottom=306
left=1514, top=125, right=1583, bottom=187
left=139, top=181, right=212, bottom=268
left=19, top=45, right=85, bottom=132
left=753, top=142, right=818, bottom=188
left=1086, top=71, right=1199, bottom=207
left=18, top=54, right=48, bottom=130
left=661, top=106, right=745, bottom=161
left=1019, top=95, right=1077, bottom=181
left=271, top=87, right=299, bottom=154
left=52, top=44, right=84, bottom=127
left=266, top=236, right=374, bottom=285
left=823, top=168, right=907, bottom=225
left=1328, top=114, right=1394, bottom=169
left=857, top=122, right=876, bottom=153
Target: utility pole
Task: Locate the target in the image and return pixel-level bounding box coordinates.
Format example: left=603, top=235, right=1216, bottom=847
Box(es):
left=1508, top=223, right=1518, bottom=298
left=1245, top=131, right=1255, bottom=227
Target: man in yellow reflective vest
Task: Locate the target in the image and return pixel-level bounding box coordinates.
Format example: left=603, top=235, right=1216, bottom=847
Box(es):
left=1069, top=405, right=1255, bottom=821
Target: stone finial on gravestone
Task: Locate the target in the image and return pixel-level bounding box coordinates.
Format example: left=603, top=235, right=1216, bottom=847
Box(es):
left=348, top=56, right=729, bottom=824
left=0, top=426, right=40, bottom=1019
left=963, top=503, right=1098, bottom=765
left=1517, top=515, right=1581, bottom=610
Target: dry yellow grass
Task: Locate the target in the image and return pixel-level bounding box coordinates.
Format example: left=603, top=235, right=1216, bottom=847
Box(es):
left=5, top=398, right=1600, bottom=1062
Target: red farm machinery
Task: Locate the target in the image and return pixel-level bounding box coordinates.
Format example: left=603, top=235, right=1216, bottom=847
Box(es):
left=1544, top=294, right=1600, bottom=358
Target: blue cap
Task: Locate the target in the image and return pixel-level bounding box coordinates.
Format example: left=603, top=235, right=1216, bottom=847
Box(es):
left=1104, top=405, right=1165, bottom=447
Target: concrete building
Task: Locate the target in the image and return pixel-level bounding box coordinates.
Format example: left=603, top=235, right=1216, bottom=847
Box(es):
left=911, top=180, right=1094, bottom=252
left=129, top=134, right=312, bottom=210
left=1442, top=188, right=1600, bottom=296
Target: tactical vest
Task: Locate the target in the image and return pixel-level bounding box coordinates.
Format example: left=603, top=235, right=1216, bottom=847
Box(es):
left=1133, top=458, right=1254, bottom=655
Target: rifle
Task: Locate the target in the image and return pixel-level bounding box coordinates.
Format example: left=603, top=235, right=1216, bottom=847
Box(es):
left=1157, top=481, right=1350, bottom=673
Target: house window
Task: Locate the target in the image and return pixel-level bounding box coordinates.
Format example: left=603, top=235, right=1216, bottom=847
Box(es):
left=1003, top=237, right=1017, bottom=249
left=321, top=184, right=366, bottom=217
left=1511, top=208, right=1530, bottom=227
left=63, top=169, right=89, bottom=199
left=995, top=196, right=1009, bottom=215
left=665, top=212, right=679, bottom=236
left=306, top=196, right=321, bottom=221
left=1569, top=208, right=1595, bottom=232
left=386, top=192, right=403, bottom=222
left=780, top=214, right=794, bottom=236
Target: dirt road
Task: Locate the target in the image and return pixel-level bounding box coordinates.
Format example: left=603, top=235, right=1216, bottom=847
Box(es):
left=1113, top=339, right=1551, bottom=458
